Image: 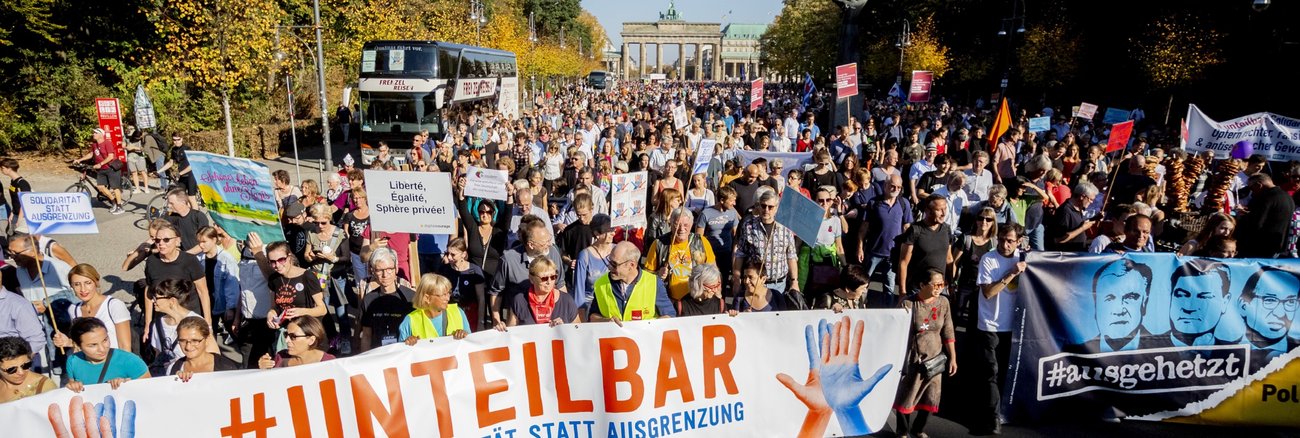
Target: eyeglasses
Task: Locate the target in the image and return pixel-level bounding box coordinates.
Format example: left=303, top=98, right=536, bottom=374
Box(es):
left=152, top=236, right=179, bottom=244
left=703, top=282, right=722, bottom=292
left=887, top=184, right=902, bottom=189
left=816, top=198, right=834, bottom=204
left=2, top=360, right=32, bottom=374
left=928, top=281, right=947, bottom=288
left=315, top=221, right=330, bottom=225
left=374, top=267, right=396, bottom=275
left=1258, top=296, right=1300, bottom=312
left=286, top=333, right=313, bottom=340
left=759, top=204, right=778, bottom=210
left=270, top=256, right=291, bottom=265
left=533, top=274, right=559, bottom=282
left=177, top=338, right=206, bottom=347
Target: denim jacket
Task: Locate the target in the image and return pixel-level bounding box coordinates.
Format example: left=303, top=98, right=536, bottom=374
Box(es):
left=198, top=250, right=241, bottom=314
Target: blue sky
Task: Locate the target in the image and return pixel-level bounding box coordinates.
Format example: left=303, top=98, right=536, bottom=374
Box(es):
left=585, top=0, right=783, bottom=58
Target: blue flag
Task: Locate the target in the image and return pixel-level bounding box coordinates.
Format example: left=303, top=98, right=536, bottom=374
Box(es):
left=801, top=73, right=816, bottom=108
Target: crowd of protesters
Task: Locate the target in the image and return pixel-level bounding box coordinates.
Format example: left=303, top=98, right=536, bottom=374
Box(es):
left=1, top=78, right=1297, bottom=437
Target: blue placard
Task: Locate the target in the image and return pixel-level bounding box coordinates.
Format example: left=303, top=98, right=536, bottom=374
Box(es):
left=20, top=192, right=99, bottom=234
left=774, top=188, right=825, bottom=246
left=1029, top=116, right=1050, bottom=132
left=186, top=152, right=286, bottom=242
left=1103, top=107, right=1131, bottom=124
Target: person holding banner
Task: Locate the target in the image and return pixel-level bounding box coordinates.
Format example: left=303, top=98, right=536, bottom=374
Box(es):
left=589, top=241, right=676, bottom=324
left=399, top=274, right=473, bottom=341
left=645, top=208, right=715, bottom=302
left=257, top=315, right=334, bottom=369
left=508, top=258, right=578, bottom=326
left=170, top=316, right=241, bottom=380
left=972, top=222, right=1026, bottom=436
left=63, top=317, right=150, bottom=392
left=893, top=268, right=957, bottom=438
left=733, top=190, right=801, bottom=303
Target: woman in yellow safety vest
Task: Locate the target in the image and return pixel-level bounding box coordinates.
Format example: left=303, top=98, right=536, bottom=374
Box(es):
left=399, top=274, right=471, bottom=343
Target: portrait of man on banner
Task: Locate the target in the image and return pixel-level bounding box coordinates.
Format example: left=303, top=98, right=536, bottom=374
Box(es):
left=1067, top=258, right=1156, bottom=353
left=1235, top=266, right=1300, bottom=372
left=1143, top=259, right=1235, bottom=349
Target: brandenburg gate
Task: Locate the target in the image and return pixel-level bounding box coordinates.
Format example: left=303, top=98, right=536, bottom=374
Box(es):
left=617, top=3, right=765, bottom=81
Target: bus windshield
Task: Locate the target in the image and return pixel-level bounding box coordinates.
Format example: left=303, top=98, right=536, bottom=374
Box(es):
left=358, top=91, right=441, bottom=136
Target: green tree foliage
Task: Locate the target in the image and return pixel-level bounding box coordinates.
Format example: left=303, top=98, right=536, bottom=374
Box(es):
left=861, top=16, right=949, bottom=84
left=523, top=0, right=580, bottom=43
left=760, top=0, right=840, bottom=79
left=1017, top=23, right=1082, bottom=89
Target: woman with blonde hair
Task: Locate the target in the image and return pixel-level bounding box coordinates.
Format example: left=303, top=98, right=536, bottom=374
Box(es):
left=399, top=274, right=472, bottom=342
left=646, top=187, right=683, bottom=245
left=508, top=257, right=578, bottom=326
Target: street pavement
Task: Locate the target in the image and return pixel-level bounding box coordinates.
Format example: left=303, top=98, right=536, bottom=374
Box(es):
left=18, top=145, right=1298, bottom=438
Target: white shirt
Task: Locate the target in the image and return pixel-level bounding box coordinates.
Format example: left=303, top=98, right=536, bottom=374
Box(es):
left=815, top=216, right=842, bottom=247
left=769, top=135, right=792, bottom=153
left=934, top=187, right=971, bottom=233
left=69, top=297, right=131, bottom=349
left=964, top=169, right=994, bottom=202
left=909, top=160, right=936, bottom=185
left=784, top=117, right=800, bottom=140
left=15, top=258, right=73, bottom=304
left=649, top=148, right=673, bottom=172
left=976, top=250, right=1020, bottom=332
left=239, top=259, right=273, bottom=319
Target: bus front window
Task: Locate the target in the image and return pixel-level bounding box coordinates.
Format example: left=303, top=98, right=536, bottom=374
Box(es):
left=359, top=92, right=441, bottom=135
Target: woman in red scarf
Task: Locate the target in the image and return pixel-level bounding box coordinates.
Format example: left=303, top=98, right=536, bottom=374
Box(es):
left=507, top=258, right=579, bottom=326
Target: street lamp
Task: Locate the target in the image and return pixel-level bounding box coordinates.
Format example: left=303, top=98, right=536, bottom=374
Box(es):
left=470, top=0, right=486, bottom=44
left=560, top=25, right=567, bottom=49
left=528, top=11, right=538, bottom=43
left=895, top=19, right=912, bottom=86
left=997, top=0, right=1026, bottom=94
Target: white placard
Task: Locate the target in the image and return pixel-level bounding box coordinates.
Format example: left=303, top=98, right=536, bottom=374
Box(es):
left=364, top=170, right=456, bottom=234
left=497, top=77, right=520, bottom=119
left=1077, top=102, right=1098, bottom=120
left=464, top=165, right=509, bottom=201
left=610, top=171, right=649, bottom=228
left=673, top=104, right=689, bottom=131
left=692, top=139, right=716, bottom=175
left=361, top=50, right=376, bottom=72
left=19, top=192, right=98, bottom=234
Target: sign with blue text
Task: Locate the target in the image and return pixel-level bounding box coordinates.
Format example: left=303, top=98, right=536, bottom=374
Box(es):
left=19, top=192, right=98, bottom=234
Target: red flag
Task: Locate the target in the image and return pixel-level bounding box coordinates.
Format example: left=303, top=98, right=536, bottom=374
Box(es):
left=987, top=98, right=1011, bottom=153
left=1106, top=120, right=1134, bottom=153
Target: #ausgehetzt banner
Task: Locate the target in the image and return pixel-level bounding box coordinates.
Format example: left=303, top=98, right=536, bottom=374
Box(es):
left=1006, top=252, right=1300, bottom=427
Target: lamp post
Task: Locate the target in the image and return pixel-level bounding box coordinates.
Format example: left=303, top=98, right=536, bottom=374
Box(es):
left=895, top=19, right=912, bottom=87
left=274, top=26, right=321, bottom=182
left=997, top=0, right=1026, bottom=96
left=470, top=0, right=486, bottom=44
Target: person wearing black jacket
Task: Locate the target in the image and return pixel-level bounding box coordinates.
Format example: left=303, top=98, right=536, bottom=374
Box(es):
left=1236, top=173, right=1295, bottom=258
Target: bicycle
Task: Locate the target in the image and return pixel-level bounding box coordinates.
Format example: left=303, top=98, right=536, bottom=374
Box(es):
left=66, top=163, right=134, bottom=208
left=143, top=173, right=205, bottom=221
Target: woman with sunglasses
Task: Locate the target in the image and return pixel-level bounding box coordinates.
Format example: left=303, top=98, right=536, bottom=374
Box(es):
left=304, top=203, right=352, bottom=352
left=170, top=316, right=240, bottom=381
left=144, top=279, right=201, bottom=375
left=54, top=264, right=132, bottom=353
left=257, top=315, right=334, bottom=369
left=798, top=186, right=846, bottom=294
left=461, top=201, right=506, bottom=288
left=508, top=258, right=578, bottom=327
left=246, top=233, right=327, bottom=332
left=0, top=336, right=55, bottom=402
left=63, top=317, right=150, bottom=393
left=141, top=221, right=212, bottom=342
left=400, top=274, right=473, bottom=342
left=950, top=207, right=998, bottom=326
left=343, top=187, right=372, bottom=288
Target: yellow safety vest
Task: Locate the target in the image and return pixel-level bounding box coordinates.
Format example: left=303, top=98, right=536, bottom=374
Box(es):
left=593, top=270, right=658, bottom=321
left=407, top=303, right=465, bottom=339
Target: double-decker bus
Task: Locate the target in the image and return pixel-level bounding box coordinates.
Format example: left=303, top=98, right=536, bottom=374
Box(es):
left=357, top=40, right=518, bottom=165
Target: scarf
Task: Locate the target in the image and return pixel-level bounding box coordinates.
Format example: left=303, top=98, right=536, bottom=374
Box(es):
left=526, top=287, right=559, bottom=325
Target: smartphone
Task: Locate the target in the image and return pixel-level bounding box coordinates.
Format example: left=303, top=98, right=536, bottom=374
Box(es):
left=1019, top=251, right=1028, bottom=262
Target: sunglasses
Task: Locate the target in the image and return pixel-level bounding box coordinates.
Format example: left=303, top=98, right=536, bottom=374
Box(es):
left=270, top=256, right=291, bottom=265
left=533, top=274, right=559, bottom=282
left=152, top=236, right=178, bottom=243
left=978, top=217, right=996, bottom=222
left=816, top=198, right=834, bottom=204
left=2, top=360, right=32, bottom=374
left=759, top=204, right=778, bottom=210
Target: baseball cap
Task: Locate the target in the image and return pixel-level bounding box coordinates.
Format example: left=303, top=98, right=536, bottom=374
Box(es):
left=284, top=201, right=306, bottom=218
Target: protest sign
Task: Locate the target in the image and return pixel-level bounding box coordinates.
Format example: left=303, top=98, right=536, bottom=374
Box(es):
left=1005, top=253, right=1300, bottom=427
left=133, top=85, right=156, bottom=130
left=692, top=139, right=716, bottom=175
left=1103, top=107, right=1131, bottom=125
left=365, top=170, right=456, bottom=234
left=185, top=151, right=284, bottom=241
left=0, top=311, right=908, bottom=437
left=1029, top=116, right=1050, bottom=132
left=908, top=71, right=932, bottom=103
left=464, top=165, right=509, bottom=201
left=774, top=189, right=824, bottom=245
left=1185, top=104, right=1300, bottom=162
left=94, top=98, right=126, bottom=161
left=673, top=104, right=689, bottom=131
left=611, top=171, right=649, bottom=228
left=1106, top=120, right=1134, bottom=153
left=734, top=150, right=813, bottom=179
left=750, top=79, right=764, bottom=111
left=1077, top=102, right=1098, bottom=120
left=19, top=192, right=98, bottom=234
left=835, top=63, right=858, bottom=99
left=1072, top=105, right=1082, bottom=118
